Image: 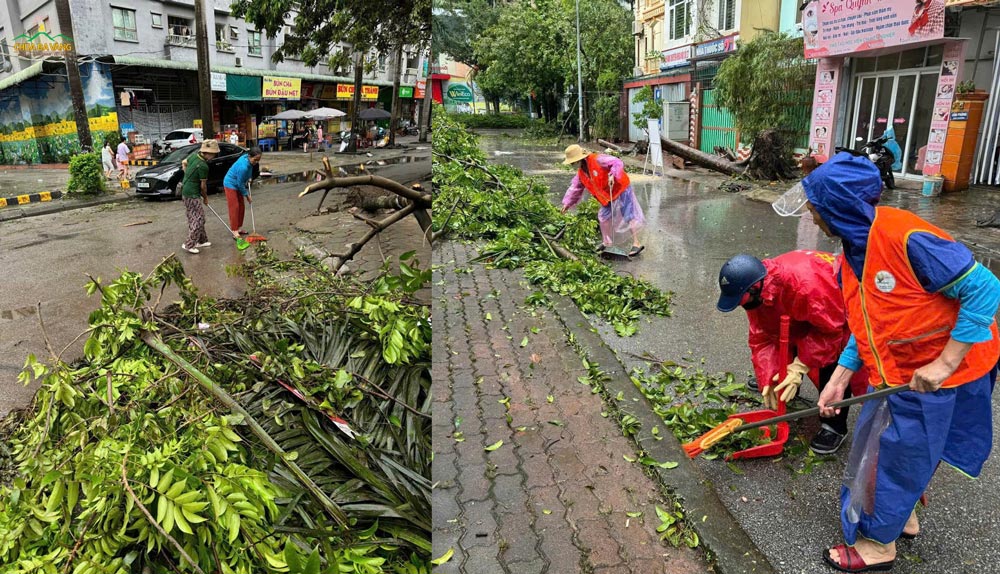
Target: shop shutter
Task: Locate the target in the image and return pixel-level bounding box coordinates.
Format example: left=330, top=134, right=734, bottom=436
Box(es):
left=226, top=75, right=261, bottom=101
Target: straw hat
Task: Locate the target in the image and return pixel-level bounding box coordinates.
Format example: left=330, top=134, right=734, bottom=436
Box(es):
left=200, top=139, right=220, bottom=154
left=562, top=144, right=588, bottom=165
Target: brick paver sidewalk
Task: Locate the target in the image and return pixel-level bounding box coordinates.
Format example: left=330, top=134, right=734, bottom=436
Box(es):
left=432, top=242, right=711, bottom=574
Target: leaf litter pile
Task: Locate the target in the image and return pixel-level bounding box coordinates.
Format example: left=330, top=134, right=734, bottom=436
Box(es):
left=0, top=248, right=431, bottom=573
left=631, top=362, right=771, bottom=460
left=431, top=110, right=672, bottom=336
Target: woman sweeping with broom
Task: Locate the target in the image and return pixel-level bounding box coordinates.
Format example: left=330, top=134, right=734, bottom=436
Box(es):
left=560, top=144, right=645, bottom=257
left=223, top=146, right=263, bottom=237
left=774, top=152, right=1000, bottom=572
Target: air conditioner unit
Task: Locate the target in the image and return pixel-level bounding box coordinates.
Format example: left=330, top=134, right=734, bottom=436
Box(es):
left=235, top=57, right=242, bottom=67
left=633, top=66, right=644, bottom=77
left=632, top=21, right=643, bottom=35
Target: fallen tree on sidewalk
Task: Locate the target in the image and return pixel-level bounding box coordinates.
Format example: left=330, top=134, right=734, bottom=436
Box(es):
left=432, top=110, right=672, bottom=336
left=0, top=250, right=431, bottom=573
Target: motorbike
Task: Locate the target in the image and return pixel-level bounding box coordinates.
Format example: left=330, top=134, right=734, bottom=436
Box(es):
left=835, top=132, right=897, bottom=189
left=152, top=141, right=173, bottom=159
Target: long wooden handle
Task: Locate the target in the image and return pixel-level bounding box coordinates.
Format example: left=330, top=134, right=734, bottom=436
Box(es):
left=734, top=384, right=909, bottom=432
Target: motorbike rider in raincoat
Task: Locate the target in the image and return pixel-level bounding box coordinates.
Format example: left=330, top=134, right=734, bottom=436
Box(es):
left=774, top=152, right=1000, bottom=573
left=717, top=251, right=869, bottom=455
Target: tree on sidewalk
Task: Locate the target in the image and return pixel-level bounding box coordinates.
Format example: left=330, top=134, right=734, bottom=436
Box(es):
left=714, top=32, right=815, bottom=180
left=433, top=0, right=503, bottom=113
left=233, top=0, right=430, bottom=151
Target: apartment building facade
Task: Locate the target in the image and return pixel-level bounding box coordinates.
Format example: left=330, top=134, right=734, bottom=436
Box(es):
left=0, top=0, right=425, bottom=164
left=625, top=0, right=780, bottom=147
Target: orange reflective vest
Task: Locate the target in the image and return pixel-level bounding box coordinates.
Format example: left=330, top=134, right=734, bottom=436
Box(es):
left=578, top=154, right=630, bottom=207
left=842, top=207, right=1000, bottom=388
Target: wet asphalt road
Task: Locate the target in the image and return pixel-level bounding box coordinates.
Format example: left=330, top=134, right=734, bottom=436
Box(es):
left=0, top=156, right=429, bottom=419
left=481, top=134, right=1000, bottom=574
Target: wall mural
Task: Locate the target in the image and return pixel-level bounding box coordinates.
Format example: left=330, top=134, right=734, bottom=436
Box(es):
left=0, top=62, right=119, bottom=164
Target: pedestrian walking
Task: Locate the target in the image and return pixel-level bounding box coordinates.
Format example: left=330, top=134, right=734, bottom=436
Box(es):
left=180, top=139, right=220, bottom=254
left=116, top=137, right=131, bottom=180
left=222, top=146, right=262, bottom=235
left=316, top=125, right=324, bottom=150
left=716, top=251, right=870, bottom=454
left=774, top=152, right=1000, bottom=572
left=101, top=141, right=115, bottom=179
left=560, top=144, right=645, bottom=257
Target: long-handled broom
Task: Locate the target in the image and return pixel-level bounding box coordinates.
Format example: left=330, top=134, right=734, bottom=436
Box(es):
left=681, top=384, right=910, bottom=458
left=206, top=203, right=251, bottom=251
left=246, top=181, right=266, bottom=243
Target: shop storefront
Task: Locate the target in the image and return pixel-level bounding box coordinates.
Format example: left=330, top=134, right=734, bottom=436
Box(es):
left=624, top=44, right=692, bottom=144
left=803, top=0, right=965, bottom=183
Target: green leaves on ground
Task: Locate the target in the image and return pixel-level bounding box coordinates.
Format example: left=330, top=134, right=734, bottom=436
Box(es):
left=0, top=250, right=432, bottom=572
left=632, top=364, right=769, bottom=460
left=432, top=111, right=672, bottom=336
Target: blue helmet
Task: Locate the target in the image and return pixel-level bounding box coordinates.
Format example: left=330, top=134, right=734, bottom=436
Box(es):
left=717, top=254, right=767, bottom=312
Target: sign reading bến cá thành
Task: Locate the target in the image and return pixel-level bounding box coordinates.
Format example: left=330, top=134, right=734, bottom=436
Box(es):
left=336, top=84, right=380, bottom=100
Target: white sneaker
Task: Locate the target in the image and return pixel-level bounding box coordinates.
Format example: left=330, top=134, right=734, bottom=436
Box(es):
left=182, top=244, right=200, bottom=254
left=195, top=242, right=212, bottom=248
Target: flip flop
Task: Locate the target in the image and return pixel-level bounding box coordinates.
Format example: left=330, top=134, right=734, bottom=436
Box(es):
left=822, top=544, right=895, bottom=573
left=628, top=245, right=645, bottom=257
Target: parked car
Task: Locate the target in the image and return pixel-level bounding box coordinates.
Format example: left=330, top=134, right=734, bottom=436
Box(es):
left=158, top=128, right=203, bottom=151
left=133, top=142, right=253, bottom=199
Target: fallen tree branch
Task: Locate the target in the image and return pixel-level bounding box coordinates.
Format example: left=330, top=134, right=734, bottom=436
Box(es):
left=328, top=203, right=417, bottom=272
left=142, top=332, right=350, bottom=530
left=660, top=135, right=744, bottom=176
left=122, top=454, right=207, bottom=574
left=535, top=228, right=578, bottom=262
left=597, top=139, right=634, bottom=154
left=300, top=175, right=431, bottom=207
left=430, top=196, right=463, bottom=243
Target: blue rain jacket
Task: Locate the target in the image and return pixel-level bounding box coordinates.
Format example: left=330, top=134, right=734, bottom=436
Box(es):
left=223, top=154, right=253, bottom=196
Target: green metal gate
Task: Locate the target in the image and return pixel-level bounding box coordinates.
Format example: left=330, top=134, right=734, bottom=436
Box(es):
left=699, top=88, right=738, bottom=154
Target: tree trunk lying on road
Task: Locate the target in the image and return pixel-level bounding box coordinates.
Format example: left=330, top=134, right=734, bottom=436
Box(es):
left=659, top=135, right=744, bottom=176
left=597, top=139, right=634, bottom=154
left=297, top=156, right=432, bottom=273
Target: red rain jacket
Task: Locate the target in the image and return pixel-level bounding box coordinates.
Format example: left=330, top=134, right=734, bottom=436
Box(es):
left=747, top=250, right=869, bottom=397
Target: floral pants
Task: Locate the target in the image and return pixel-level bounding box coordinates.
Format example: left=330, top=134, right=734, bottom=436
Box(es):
left=183, top=197, right=208, bottom=249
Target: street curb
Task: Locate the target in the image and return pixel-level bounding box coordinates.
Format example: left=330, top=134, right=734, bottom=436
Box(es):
left=0, top=193, right=134, bottom=221
left=0, top=190, right=62, bottom=209
left=547, top=294, right=776, bottom=574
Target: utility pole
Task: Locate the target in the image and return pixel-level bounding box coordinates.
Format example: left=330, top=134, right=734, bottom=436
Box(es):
left=388, top=43, right=403, bottom=147
left=346, top=49, right=365, bottom=153
left=194, top=0, right=214, bottom=138
left=54, top=0, right=92, bottom=150
left=418, top=50, right=432, bottom=143
left=575, top=0, right=585, bottom=142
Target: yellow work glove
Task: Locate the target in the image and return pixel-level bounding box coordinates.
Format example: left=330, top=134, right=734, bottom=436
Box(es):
left=761, top=384, right=779, bottom=410
left=771, top=357, right=810, bottom=404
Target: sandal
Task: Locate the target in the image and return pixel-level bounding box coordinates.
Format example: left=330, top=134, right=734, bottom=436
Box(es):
left=823, top=544, right=895, bottom=573
left=628, top=245, right=645, bottom=257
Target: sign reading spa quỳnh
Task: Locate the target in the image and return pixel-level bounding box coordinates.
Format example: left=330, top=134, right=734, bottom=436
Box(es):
left=802, top=0, right=945, bottom=59
left=262, top=76, right=302, bottom=100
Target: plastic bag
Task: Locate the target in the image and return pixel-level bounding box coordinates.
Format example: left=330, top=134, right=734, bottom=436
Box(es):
left=842, top=397, right=892, bottom=525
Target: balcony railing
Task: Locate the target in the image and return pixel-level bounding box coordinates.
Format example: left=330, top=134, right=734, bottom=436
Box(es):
left=216, top=40, right=235, bottom=53
left=166, top=34, right=197, bottom=48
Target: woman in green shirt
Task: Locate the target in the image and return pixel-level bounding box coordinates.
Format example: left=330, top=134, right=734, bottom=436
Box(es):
left=181, top=139, right=220, bottom=254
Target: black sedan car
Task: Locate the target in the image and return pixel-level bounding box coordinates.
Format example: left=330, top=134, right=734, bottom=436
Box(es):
left=134, top=142, right=250, bottom=199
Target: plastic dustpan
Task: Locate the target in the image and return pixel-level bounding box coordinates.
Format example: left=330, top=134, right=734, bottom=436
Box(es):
left=728, top=315, right=792, bottom=460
